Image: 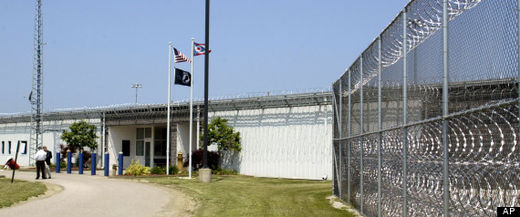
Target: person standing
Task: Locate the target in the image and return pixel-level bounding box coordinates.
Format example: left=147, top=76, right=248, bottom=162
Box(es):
left=35, top=147, right=47, bottom=179
left=43, top=146, right=52, bottom=179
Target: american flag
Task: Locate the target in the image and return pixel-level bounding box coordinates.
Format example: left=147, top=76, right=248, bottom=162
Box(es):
left=174, top=48, right=192, bottom=63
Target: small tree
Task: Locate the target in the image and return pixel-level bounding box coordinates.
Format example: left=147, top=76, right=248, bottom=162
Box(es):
left=204, top=117, right=241, bottom=155
left=61, top=120, right=98, bottom=153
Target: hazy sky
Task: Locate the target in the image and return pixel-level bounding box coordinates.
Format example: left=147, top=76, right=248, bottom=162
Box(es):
left=0, top=0, right=408, bottom=114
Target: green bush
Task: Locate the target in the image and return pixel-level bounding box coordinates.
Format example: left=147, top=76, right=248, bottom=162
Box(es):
left=169, top=165, right=179, bottom=175
left=150, top=167, right=166, bottom=175
left=124, top=160, right=150, bottom=176
left=60, top=162, right=67, bottom=168
left=213, top=168, right=238, bottom=175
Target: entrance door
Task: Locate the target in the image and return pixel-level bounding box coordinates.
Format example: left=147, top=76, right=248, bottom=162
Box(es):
left=145, top=141, right=151, bottom=167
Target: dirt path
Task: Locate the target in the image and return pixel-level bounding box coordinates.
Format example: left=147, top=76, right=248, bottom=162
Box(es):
left=0, top=170, right=191, bottom=217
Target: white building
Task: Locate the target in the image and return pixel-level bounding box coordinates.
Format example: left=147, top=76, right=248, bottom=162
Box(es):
left=0, top=91, right=332, bottom=180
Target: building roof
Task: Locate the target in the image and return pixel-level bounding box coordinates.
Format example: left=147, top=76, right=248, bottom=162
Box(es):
left=0, top=90, right=333, bottom=124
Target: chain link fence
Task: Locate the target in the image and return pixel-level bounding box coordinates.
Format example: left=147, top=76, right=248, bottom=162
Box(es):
left=332, top=0, right=519, bottom=216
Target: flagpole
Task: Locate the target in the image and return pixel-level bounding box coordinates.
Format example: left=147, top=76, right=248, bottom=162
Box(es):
left=197, top=105, right=200, bottom=150
left=166, top=42, right=172, bottom=175
left=189, top=38, right=194, bottom=179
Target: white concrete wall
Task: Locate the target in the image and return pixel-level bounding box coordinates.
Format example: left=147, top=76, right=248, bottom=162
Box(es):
left=107, top=126, right=136, bottom=169
left=107, top=125, right=177, bottom=170
left=0, top=130, right=54, bottom=167
left=176, top=122, right=197, bottom=161
left=209, top=105, right=332, bottom=180
left=0, top=119, right=102, bottom=167
left=0, top=105, right=333, bottom=181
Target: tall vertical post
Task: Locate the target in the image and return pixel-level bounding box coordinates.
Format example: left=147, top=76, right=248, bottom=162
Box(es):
left=197, top=105, right=200, bottom=150
left=442, top=0, right=450, bottom=216
left=91, top=153, right=96, bottom=175
left=10, top=142, right=20, bottom=183
left=517, top=0, right=520, bottom=156
left=30, top=0, right=44, bottom=166
left=67, top=150, right=71, bottom=174
left=189, top=38, right=195, bottom=179
left=332, top=86, right=341, bottom=195
left=338, top=79, right=343, bottom=198
left=131, top=82, right=142, bottom=104
left=347, top=69, right=352, bottom=203
left=402, top=9, right=408, bottom=217
left=377, top=36, right=382, bottom=217
left=167, top=42, right=172, bottom=174
left=104, top=152, right=109, bottom=176
left=78, top=152, right=84, bottom=174
left=118, top=152, right=123, bottom=175
left=55, top=152, right=60, bottom=173
left=99, top=112, right=107, bottom=169
left=359, top=56, right=364, bottom=215
left=203, top=0, right=210, bottom=168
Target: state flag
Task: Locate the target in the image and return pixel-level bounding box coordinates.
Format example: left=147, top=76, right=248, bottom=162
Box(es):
left=193, top=42, right=211, bottom=56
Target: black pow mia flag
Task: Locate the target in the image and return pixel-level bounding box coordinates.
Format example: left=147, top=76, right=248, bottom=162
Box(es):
left=174, top=68, right=191, bottom=87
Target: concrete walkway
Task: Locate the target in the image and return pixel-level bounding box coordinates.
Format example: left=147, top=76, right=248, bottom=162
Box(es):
left=0, top=170, right=177, bottom=217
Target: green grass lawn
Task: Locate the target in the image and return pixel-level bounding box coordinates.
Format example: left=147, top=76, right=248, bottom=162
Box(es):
left=0, top=178, right=47, bottom=208
left=144, top=175, right=354, bottom=217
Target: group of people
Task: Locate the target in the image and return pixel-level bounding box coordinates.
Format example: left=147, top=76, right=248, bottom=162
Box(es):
left=34, top=146, right=52, bottom=179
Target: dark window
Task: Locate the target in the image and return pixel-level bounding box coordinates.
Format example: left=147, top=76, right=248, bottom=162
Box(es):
left=122, top=140, right=130, bottom=156
left=136, top=128, right=144, bottom=140
left=145, top=128, right=152, bottom=138
left=8, top=141, right=11, bottom=154
left=154, top=141, right=166, bottom=156
left=154, top=127, right=167, bottom=156
left=21, top=141, right=27, bottom=154
left=1, top=141, right=4, bottom=154
left=136, top=141, right=144, bottom=156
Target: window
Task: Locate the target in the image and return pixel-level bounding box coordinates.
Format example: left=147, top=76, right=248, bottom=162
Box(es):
left=122, top=140, right=130, bottom=156
left=136, top=128, right=144, bottom=140
left=21, top=141, right=27, bottom=154
left=1, top=141, right=4, bottom=154
left=136, top=128, right=150, bottom=156
left=136, top=141, right=144, bottom=156
left=145, top=128, right=151, bottom=138
left=154, top=127, right=167, bottom=156
left=154, top=141, right=166, bottom=156
left=8, top=141, right=11, bottom=154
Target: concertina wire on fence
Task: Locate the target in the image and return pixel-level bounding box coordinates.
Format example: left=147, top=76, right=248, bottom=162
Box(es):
left=332, top=0, right=520, bottom=216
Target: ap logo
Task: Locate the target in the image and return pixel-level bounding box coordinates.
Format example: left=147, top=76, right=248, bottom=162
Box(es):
left=498, top=207, right=520, bottom=217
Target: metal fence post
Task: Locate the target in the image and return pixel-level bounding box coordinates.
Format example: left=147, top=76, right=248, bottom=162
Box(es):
left=360, top=56, right=364, bottom=215
left=517, top=0, right=520, bottom=153
left=333, top=84, right=343, bottom=196
left=442, top=0, right=450, bottom=216
left=402, top=9, right=408, bottom=217
left=377, top=36, right=382, bottom=217
left=347, top=69, right=352, bottom=203
left=338, top=79, right=343, bottom=199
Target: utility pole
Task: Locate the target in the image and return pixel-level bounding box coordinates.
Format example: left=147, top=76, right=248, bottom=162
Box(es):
left=203, top=0, right=210, bottom=168
left=198, top=0, right=212, bottom=183
left=131, top=82, right=142, bottom=104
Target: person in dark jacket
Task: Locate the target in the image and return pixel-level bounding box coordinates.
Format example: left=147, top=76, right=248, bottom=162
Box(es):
left=43, top=146, right=52, bottom=179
